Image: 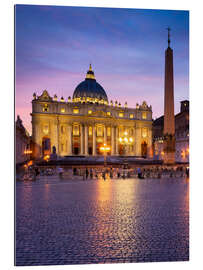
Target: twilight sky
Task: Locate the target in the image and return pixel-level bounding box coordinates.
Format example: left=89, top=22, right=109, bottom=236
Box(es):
left=15, top=5, right=189, bottom=134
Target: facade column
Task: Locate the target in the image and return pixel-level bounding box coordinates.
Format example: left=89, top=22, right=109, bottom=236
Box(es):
left=51, top=120, right=59, bottom=155
left=84, top=125, right=88, bottom=155
left=92, top=125, right=96, bottom=156
left=124, top=126, right=129, bottom=156
left=147, top=127, right=153, bottom=158
left=104, top=125, right=107, bottom=144
left=135, top=125, right=141, bottom=156
left=111, top=126, right=115, bottom=155
left=80, top=124, right=84, bottom=155
left=132, top=127, right=136, bottom=155
left=115, top=126, right=119, bottom=155
left=32, top=120, right=41, bottom=158
left=67, top=124, right=72, bottom=155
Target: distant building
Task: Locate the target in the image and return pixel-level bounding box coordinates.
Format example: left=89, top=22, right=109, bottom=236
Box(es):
left=153, top=100, right=189, bottom=163
left=31, top=65, right=153, bottom=159
left=15, top=115, right=31, bottom=165
left=175, top=100, right=189, bottom=163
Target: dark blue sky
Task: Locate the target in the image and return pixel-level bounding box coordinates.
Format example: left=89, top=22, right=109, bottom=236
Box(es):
left=15, top=5, right=189, bottom=133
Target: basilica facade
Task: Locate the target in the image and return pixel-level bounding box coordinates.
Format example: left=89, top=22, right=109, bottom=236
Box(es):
left=31, top=65, right=153, bottom=159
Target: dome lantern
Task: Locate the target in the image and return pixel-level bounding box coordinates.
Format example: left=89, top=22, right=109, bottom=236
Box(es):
left=85, top=64, right=95, bottom=80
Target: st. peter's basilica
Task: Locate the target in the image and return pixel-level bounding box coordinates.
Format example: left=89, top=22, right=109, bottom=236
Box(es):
left=31, top=65, right=153, bottom=159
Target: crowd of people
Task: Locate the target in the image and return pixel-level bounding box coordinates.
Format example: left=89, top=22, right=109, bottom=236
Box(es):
left=18, top=164, right=189, bottom=182
left=56, top=166, right=189, bottom=180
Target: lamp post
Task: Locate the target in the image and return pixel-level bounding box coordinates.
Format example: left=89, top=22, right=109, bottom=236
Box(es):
left=100, top=143, right=110, bottom=167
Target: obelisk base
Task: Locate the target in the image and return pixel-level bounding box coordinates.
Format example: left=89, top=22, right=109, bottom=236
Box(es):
left=163, top=152, right=175, bottom=165
left=163, top=135, right=175, bottom=164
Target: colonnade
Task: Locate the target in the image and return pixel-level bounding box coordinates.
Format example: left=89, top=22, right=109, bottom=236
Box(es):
left=65, top=124, right=119, bottom=156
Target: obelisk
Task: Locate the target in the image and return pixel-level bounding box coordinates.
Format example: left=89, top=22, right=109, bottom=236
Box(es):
left=163, top=28, right=175, bottom=164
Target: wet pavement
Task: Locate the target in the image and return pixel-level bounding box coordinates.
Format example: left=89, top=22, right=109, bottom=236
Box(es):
left=15, top=176, right=189, bottom=266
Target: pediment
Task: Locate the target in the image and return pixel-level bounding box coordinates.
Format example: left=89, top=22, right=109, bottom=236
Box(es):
left=38, top=90, right=53, bottom=101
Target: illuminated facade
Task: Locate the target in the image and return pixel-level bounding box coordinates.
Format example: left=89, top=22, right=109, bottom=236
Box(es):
left=153, top=100, right=189, bottom=163
left=31, top=65, right=153, bottom=159
left=16, top=115, right=31, bottom=164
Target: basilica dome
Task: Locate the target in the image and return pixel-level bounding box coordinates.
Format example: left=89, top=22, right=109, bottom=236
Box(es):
left=72, top=65, right=108, bottom=104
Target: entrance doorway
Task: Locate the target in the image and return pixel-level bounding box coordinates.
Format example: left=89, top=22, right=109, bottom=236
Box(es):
left=88, top=147, right=92, bottom=155
left=42, top=137, right=51, bottom=156
left=73, top=142, right=79, bottom=155
left=141, top=141, right=147, bottom=158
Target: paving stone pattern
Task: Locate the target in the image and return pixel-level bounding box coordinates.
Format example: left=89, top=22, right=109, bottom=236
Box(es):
left=16, top=177, right=189, bottom=266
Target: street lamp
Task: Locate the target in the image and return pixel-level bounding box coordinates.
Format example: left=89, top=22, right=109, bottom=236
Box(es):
left=119, top=131, right=134, bottom=156
left=100, top=143, right=110, bottom=167
left=118, top=131, right=134, bottom=169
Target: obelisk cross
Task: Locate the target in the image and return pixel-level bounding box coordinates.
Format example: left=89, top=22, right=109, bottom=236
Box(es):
left=167, top=27, right=171, bottom=47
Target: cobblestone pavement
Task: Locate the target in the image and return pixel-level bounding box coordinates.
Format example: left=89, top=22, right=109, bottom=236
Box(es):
left=15, top=176, right=189, bottom=266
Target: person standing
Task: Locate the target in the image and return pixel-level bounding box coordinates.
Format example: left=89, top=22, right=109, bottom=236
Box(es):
left=85, top=168, right=89, bottom=180
left=137, top=167, right=142, bottom=179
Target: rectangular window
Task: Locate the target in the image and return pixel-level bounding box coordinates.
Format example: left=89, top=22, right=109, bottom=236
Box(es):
left=130, top=114, right=134, bottom=119
left=119, top=112, right=124, bottom=118
left=73, top=108, right=79, bottom=114
left=142, top=112, right=147, bottom=119
left=73, top=125, right=79, bottom=136
left=88, top=110, right=92, bottom=115
left=107, top=112, right=111, bottom=116
left=61, top=108, right=65, bottom=113
left=97, top=126, right=103, bottom=137
left=89, top=126, right=92, bottom=136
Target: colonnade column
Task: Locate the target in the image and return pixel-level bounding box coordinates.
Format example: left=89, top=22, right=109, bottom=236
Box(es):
left=67, top=124, right=72, bottom=155
left=104, top=125, right=107, bottom=144
left=84, top=125, right=88, bottom=155
left=115, top=126, right=119, bottom=155
left=111, top=126, right=115, bottom=155
left=132, top=127, right=136, bottom=155
left=51, top=120, right=59, bottom=155
left=80, top=124, right=84, bottom=155
left=92, top=125, right=96, bottom=156
left=148, top=127, right=153, bottom=158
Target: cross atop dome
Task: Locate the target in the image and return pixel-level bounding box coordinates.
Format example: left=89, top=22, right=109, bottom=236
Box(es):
left=86, top=64, right=95, bottom=79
